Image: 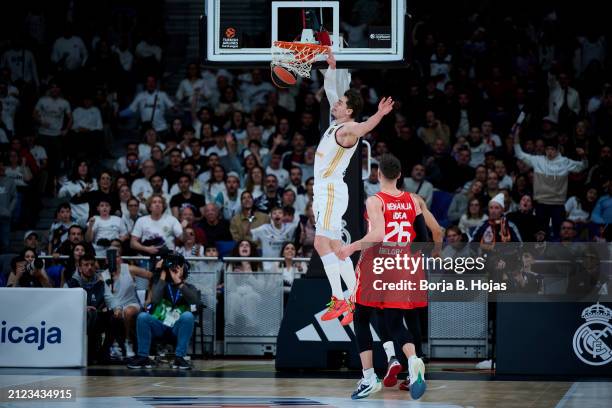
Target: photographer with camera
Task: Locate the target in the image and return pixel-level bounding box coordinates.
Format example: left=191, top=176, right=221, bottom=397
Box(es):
left=7, top=248, right=51, bottom=287
left=127, top=252, right=201, bottom=370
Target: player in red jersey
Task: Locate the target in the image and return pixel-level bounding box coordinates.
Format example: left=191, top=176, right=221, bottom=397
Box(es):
left=338, top=154, right=428, bottom=400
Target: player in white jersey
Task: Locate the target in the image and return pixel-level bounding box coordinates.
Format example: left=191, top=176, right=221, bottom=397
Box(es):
left=315, top=50, right=394, bottom=325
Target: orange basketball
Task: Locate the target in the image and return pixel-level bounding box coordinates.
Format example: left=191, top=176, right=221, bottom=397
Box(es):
left=271, top=65, right=297, bottom=88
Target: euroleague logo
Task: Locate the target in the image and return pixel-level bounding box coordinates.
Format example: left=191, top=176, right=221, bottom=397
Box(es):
left=225, top=27, right=236, bottom=39
left=572, top=303, right=612, bottom=366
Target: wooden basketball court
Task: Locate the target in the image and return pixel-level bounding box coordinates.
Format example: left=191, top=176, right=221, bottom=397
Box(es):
left=2, top=359, right=611, bottom=407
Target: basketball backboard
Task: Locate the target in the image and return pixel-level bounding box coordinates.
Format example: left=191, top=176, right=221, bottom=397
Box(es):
left=201, top=0, right=409, bottom=68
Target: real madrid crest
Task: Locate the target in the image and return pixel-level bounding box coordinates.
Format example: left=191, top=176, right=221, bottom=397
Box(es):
left=341, top=219, right=351, bottom=245
left=572, top=303, right=612, bottom=366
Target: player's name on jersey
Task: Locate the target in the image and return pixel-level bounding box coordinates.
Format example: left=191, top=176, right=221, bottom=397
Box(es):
left=372, top=279, right=507, bottom=293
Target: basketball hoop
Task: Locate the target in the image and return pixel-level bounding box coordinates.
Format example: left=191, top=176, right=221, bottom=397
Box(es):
left=271, top=41, right=329, bottom=79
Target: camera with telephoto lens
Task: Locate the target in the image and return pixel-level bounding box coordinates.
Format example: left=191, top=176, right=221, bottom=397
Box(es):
left=152, top=251, right=189, bottom=282
left=26, top=258, right=45, bottom=274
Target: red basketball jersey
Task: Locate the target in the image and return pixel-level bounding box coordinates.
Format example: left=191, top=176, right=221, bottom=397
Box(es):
left=355, top=191, right=427, bottom=309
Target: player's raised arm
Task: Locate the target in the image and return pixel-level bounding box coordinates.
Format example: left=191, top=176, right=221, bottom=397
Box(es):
left=323, top=48, right=351, bottom=107
left=339, top=97, right=394, bottom=139
left=337, top=195, right=385, bottom=260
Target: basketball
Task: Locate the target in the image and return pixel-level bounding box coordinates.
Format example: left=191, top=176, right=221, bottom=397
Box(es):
left=271, top=65, right=297, bottom=88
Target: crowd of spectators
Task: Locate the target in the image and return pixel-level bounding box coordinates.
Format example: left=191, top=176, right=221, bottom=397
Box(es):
left=1, top=2, right=611, bottom=362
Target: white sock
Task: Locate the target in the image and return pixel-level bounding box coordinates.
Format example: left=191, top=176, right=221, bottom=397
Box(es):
left=338, top=257, right=356, bottom=294
left=363, top=367, right=375, bottom=381
left=408, top=354, right=419, bottom=377
left=321, top=252, right=343, bottom=299
left=383, top=341, right=396, bottom=361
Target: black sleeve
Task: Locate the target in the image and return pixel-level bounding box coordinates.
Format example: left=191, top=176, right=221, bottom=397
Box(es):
left=412, top=214, right=428, bottom=242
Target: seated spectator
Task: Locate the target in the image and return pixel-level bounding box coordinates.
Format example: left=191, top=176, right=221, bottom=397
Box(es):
left=459, top=198, right=489, bottom=238
left=227, top=240, right=261, bottom=272
left=494, top=160, right=513, bottom=190
left=251, top=207, right=299, bottom=271
left=281, top=189, right=300, bottom=216
left=500, top=255, right=539, bottom=294
left=138, top=128, right=165, bottom=162
left=296, top=201, right=316, bottom=257
left=102, top=241, right=152, bottom=359
left=440, top=226, right=473, bottom=261
left=481, top=120, right=502, bottom=150
left=127, top=253, right=200, bottom=370
left=175, top=62, right=212, bottom=122
left=468, top=126, right=492, bottom=168
left=483, top=169, right=501, bottom=205
left=588, top=180, right=612, bottom=226
left=48, top=203, right=77, bottom=254
left=299, top=146, right=315, bottom=181
left=179, top=206, right=206, bottom=244
left=266, top=152, right=289, bottom=188
left=448, top=180, right=484, bottom=224
left=199, top=203, right=232, bottom=245
left=56, top=225, right=94, bottom=256
left=568, top=249, right=608, bottom=296
left=64, top=253, right=110, bottom=363
left=286, top=166, right=306, bottom=196
left=170, top=174, right=206, bottom=220
left=255, top=174, right=282, bottom=213
left=73, top=171, right=121, bottom=220
left=59, top=162, right=98, bottom=220
left=132, top=160, right=169, bottom=203
left=168, top=162, right=204, bottom=196
left=185, top=139, right=207, bottom=174
left=7, top=249, right=51, bottom=287
left=202, top=165, right=227, bottom=203
left=244, top=165, right=265, bottom=200
left=417, top=110, right=451, bottom=148
left=230, top=191, right=269, bottom=242
left=281, top=133, right=307, bottom=170
left=440, top=147, right=475, bottom=193
left=4, top=149, right=33, bottom=225
left=271, top=242, right=306, bottom=300
left=403, top=164, right=433, bottom=207
left=470, top=193, right=522, bottom=248
left=206, top=130, right=229, bottom=157
left=114, top=142, right=139, bottom=174
left=161, top=148, right=185, bottom=190
left=131, top=194, right=183, bottom=255
left=506, top=194, right=539, bottom=242
left=24, top=230, right=44, bottom=256
left=86, top=199, right=128, bottom=257
left=62, top=242, right=90, bottom=287
left=215, top=172, right=243, bottom=221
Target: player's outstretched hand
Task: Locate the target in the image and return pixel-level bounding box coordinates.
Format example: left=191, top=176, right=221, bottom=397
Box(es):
left=326, top=47, right=336, bottom=70
left=378, top=97, right=394, bottom=116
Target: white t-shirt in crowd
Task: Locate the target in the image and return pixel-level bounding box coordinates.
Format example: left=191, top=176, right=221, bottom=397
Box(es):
left=91, top=215, right=127, bottom=256
left=1, top=49, right=39, bottom=85
left=51, top=35, right=88, bottom=71
left=1, top=94, right=20, bottom=132
left=135, top=41, right=162, bottom=61
left=132, top=177, right=169, bottom=200
left=129, top=91, right=174, bottom=132
left=112, top=46, right=133, bottom=71
left=131, top=214, right=183, bottom=250
left=251, top=222, right=298, bottom=271
left=266, top=166, right=289, bottom=188
left=138, top=142, right=166, bottom=161
left=73, top=106, right=103, bottom=131
left=29, top=145, right=48, bottom=168
left=176, top=78, right=210, bottom=110
left=205, top=145, right=228, bottom=157
left=34, top=96, right=71, bottom=136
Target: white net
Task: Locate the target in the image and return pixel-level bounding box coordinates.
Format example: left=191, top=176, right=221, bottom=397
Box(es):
left=271, top=41, right=328, bottom=79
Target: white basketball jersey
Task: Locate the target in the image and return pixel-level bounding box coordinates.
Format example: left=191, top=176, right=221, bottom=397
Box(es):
left=314, top=123, right=359, bottom=182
